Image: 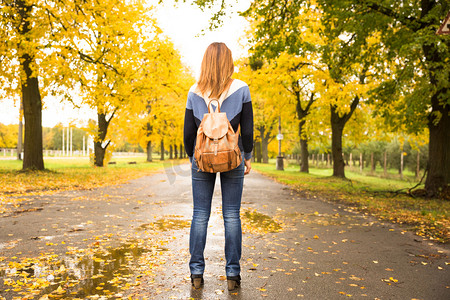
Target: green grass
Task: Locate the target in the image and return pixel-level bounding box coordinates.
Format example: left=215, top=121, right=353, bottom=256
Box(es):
left=0, top=155, right=157, bottom=170
left=253, top=160, right=449, bottom=243
left=269, top=159, right=421, bottom=191
left=0, top=156, right=187, bottom=196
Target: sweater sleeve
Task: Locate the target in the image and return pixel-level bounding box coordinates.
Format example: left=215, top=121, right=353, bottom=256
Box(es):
left=183, top=94, right=197, bottom=161
left=240, top=87, right=253, bottom=160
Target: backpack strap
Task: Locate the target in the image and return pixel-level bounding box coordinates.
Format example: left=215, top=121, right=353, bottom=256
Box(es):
left=207, top=99, right=221, bottom=113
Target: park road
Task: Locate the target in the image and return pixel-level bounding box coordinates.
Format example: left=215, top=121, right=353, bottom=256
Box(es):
left=0, top=162, right=449, bottom=299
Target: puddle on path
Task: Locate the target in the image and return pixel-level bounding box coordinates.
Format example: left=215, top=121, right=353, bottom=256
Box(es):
left=0, top=214, right=194, bottom=299
left=0, top=240, right=167, bottom=299
left=138, top=215, right=191, bottom=232
left=0, top=212, right=284, bottom=298
left=241, top=209, right=282, bottom=233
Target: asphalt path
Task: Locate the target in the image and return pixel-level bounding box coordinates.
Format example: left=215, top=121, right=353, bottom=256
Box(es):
left=0, top=163, right=449, bottom=299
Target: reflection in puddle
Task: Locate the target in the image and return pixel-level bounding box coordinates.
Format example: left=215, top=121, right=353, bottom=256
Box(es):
left=138, top=217, right=191, bottom=231
left=241, top=209, right=282, bottom=233
left=0, top=241, right=164, bottom=299
left=0, top=215, right=193, bottom=299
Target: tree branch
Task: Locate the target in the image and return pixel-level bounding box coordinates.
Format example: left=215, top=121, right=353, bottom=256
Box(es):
left=77, top=50, right=120, bottom=75
left=103, top=139, right=111, bottom=150
left=304, top=92, right=315, bottom=113
left=342, top=95, right=360, bottom=124
left=107, top=107, right=118, bottom=125
left=161, top=83, right=181, bottom=97
left=361, top=0, right=426, bottom=31
left=290, top=61, right=311, bottom=72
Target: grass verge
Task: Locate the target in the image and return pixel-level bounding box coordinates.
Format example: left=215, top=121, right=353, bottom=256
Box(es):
left=253, top=162, right=450, bottom=243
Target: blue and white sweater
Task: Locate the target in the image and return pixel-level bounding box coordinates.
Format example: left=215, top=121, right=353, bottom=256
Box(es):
left=183, top=78, right=254, bottom=162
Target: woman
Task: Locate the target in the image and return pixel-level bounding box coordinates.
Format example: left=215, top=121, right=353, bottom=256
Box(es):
left=183, top=42, right=253, bottom=291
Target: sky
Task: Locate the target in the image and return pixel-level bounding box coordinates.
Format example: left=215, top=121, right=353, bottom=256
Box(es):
left=0, top=0, right=251, bottom=127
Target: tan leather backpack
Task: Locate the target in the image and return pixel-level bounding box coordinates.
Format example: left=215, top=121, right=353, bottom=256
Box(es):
left=194, top=99, right=242, bottom=173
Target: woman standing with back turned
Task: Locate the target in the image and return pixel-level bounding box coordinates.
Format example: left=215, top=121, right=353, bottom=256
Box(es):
left=183, top=42, right=253, bottom=291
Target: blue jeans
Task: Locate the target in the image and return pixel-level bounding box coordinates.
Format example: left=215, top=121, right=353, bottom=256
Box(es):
left=189, top=157, right=244, bottom=277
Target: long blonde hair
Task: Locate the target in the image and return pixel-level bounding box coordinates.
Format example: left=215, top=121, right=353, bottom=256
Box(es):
left=197, top=42, right=234, bottom=100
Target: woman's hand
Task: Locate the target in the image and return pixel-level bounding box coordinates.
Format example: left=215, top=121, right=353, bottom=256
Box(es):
left=244, top=159, right=251, bottom=175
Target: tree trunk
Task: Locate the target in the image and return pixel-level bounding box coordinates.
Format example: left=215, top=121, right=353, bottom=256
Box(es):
left=94, top=112, right=111, bottom=167
left=330, top=101, right=359, bottom=178
left=94, top=141, right=105, bottom=167
left=22, top=66, right=44, bottom=170
left=17, top=100, right=23, bottom=160
left=160, top=140, right=165, bottom=161
left=294, top=91, right=315, bottom=172
left=425, top=91, right=450, bottom=197
left=300, top=138, right=309, bottom=172
left=145, top=122, right=153, bottom=162
left=383, top=151, right=387, bottom=177
left=255, top=141, right=262, bottom=163
left=180, top=143, right=184, bottom=158
left=174, top=144, right=178, bottom=159
left=169, top=145, right=173, bottom=159
left=259, top=127, right=269, bottom=163
left=360, top=153, right=363, bottom=173
left=371, top=153, right=375, bottom=173
left=330, top=105, right=347, bottom=178
left=146, top=141, right=152, bottom=162
left=299, top=120, right=309, bottom=173
left=18, top=1, right=44, bottom=170
left=416, top=150, right=420, bottom=180
left=421, top=5, right=450, bottom=197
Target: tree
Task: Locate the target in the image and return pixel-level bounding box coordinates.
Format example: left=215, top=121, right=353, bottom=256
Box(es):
left=46, top=0, right=163, bottom=166
left=0, top=0, right=48, bottom=170
left=116, top=38, right=194, bottom=163
left=0, top=0, right=159, bottom=169
left=242, top=1, right=379, bottom=177
left=235, top=57, right=300, bottom=164
left=314, top=0, right=449, bottom=194
left=273, top=53, right=322, bottom=172
left=235, top=59, right=277, bottom=163
left=0, top=123, right=18, bottom=148
left=200, top=0, right=446, bottom=195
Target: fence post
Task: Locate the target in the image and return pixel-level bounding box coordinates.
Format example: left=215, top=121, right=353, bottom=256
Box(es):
left=400, top=150, right=404, bottom=179
left=62, top=128, right=65, bottom=156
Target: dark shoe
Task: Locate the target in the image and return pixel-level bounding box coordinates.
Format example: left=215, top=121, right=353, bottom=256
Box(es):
left=227, top=275, right=241, bottom=291
left=191, top=274, right=204, bottom=289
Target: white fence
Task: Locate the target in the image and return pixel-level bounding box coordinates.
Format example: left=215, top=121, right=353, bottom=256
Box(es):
left=0, top=148, right=145, bottom=159
left=0, top=148, right=18, bottom=158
